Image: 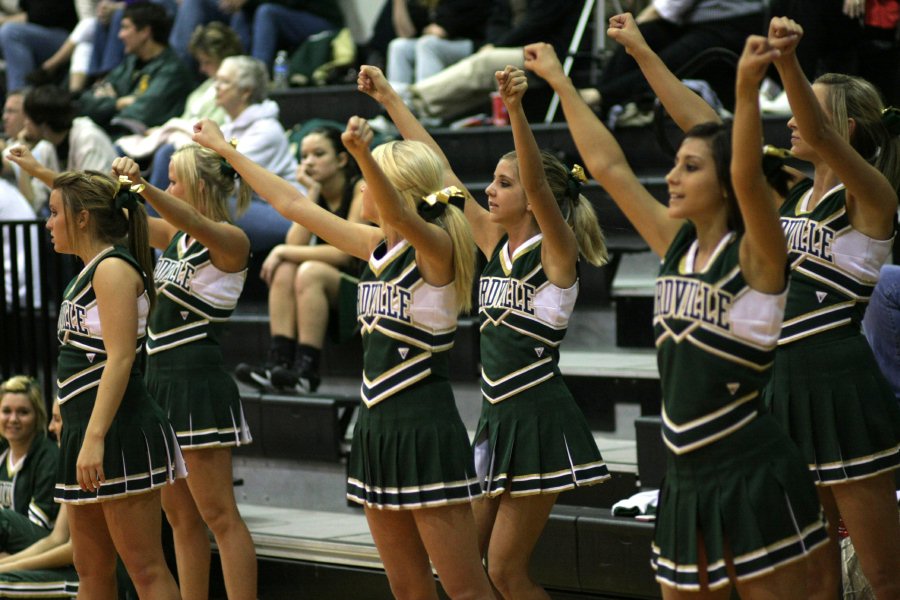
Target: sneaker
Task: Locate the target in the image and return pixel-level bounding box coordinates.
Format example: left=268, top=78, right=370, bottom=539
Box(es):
left=234, top=349, right=289, bottom=389
left=271, top=364, right=321, bottom=394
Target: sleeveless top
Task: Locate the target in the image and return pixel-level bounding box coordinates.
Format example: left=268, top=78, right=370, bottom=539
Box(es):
left=654, top=225, right=786, bottom=455
left=357, top=239, right=457, bottom=407
left=478, top=233, right=578, bottom=404
left=147, top=231, right=246, bottom=355
left=778, top=179, right=893, bottom=344
left=56, top=246, right=150, bottom=405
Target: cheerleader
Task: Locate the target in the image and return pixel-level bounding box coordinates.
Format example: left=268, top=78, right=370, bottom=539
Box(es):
left=526, top=38, right=830, bottom=598
left=112, top=145, right=257, bottom=600
left=192, top=118, right=493, bottom=599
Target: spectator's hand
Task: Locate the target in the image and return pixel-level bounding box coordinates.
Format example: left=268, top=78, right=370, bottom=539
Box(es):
left=843, top=0, right=865, bottom=19
left=477, top=43, right=495, bottom=54
left=111, top=156, right=144, bottom=187
left=93, top=81, right=118, bottom=98
left=496, top=66, right=528, bottom=110
left=608, top=13, right=650, bottom=57
left=635, top=4, right=660, bottom=23
left=357, top=65, right=397, bottom=106
left=76, top=437, right=105, bottom=492
left=5, top=145, right=40, bottom=175
left=523, top=43, right=565, bottom=86
left=259, top=244, right=285, bottom=285
left=295, top=165, right=321, bottom=198
left=737, top=35, right=781, bottom=87
left=341, top=116, right=375, bottom=157
left=193, top=119, right=230, bottom=153
left=218, top=0, right=246, bottom=14
left=767, top=17, right=803, bottom=59
left=422, top=23, right=448, bottom=38
left=115, top=95, right=136, bottom=110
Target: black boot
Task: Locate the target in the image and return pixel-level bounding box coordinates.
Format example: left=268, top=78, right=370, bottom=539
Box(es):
left=271, top=344, right=321, bottom=393
left=234, top=335, right=295, bottom=388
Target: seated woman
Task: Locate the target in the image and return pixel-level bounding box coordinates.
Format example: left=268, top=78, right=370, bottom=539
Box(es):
left=149, top=54, right=298, bottom=253
left=0, top=376, right=59, bottom=554
left=236, top=125, right=365, bottom=392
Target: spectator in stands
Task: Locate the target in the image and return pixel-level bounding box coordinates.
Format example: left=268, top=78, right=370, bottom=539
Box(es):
left=359, top=63, right=610, bottom=598
left=406, top=0, right=581, bottom=124
left=27, top=0, right=99, bottom=93
left=6, top=85, right=117, bottom=214
left=358, top=0, right=432, bottom=70
left=0, top=399, right=80, bottom=598
left=0, top=0, right=77, bottom=93
left=78, top=1, right=192, bottom=135
left=150, top=54, right=296, bottom=253
left=585, top=0, right=765, bottom=115
left=529, top=35, right=832, bottom=597
left=194, top=111, right=496, bottom=600
left=864, top=265, right=900, bottom=402
left=385, top=0, right=488, bottom=104
left=236, top=126, right=364, bottom=393
left=86, top=0, right=175, bottom=78
left=112, top=144, right=256, bottom=600
left=0, top=1, right=23, bottom=26
left=0, top=376, right=59, bottom=554
left=168, top=0, right=343, bottom=73
left=117, top=21, right=242, bottom=167
left=0, top=90, right=53, bottom=211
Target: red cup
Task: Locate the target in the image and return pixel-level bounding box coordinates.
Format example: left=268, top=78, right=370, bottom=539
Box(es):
left=491, top=92, right=509, bottom=126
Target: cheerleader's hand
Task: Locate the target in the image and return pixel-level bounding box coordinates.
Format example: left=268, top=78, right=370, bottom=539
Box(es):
left=5, top=145, right=40, bottom=175
left=768, top=16, right=803, bottom=60
left=341, top=116, right=374, bottom=157
left=111, top=156, right=144, bottom=187
left=523, top=43, right=565, bottom=87
left=737, top=35, right=781, bottom=87
left=496, top=66, right=528, bottom=110
left=608, top=13, right=650, bottom=57
left=193, top=119, right=229, bottom=154
left=357, top=65, right=398, bottom=106
left=76, top=437, right=106, bottom=493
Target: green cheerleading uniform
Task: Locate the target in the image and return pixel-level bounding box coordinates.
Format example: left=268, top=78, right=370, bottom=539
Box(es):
left=145, top=231, right=252, bottom=449
left=475, top=233, right=609, bottom=496
left=346, top=239, right=481, bottom=509
left=652, top=224, right=828, bottom=591
left=764, top=180, right=900, bottom=484
left=0, top=435, right=59, bottom=553
left=55, top=246, right=186, bottom=504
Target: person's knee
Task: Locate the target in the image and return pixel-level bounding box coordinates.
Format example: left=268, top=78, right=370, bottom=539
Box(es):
left=73, top=552, right=118, bottom=584
left=270, top=261, right=297, bottom=292
left=0, top=22, right=21, bottom=46
left=195, top=496, right=241, bottom=535
left=294, top=260, right=329, bottom=293
left=416, top=35, right=442, bottom=54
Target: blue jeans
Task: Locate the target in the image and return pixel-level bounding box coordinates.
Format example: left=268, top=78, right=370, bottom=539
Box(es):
left=863, top=264, right=900, bottom=401
left=0, top=22, right=70, bottom=92
left=243, top=3, right=336, bottom=67
left=89, top=8, right=124, bottom=77
left=168, top=0, right=250, bottom=72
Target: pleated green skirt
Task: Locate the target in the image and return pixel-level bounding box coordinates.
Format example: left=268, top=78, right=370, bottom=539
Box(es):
left=652, top=415, right=829, bottom=591
left=473, top=377, right=609, bottom=497
left=346, top=378, right=482, bottom=510
left=763, top=328, right=900, bottom=484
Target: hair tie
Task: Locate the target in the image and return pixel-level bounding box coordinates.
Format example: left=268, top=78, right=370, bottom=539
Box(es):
left=417, top=185, right=465, bottom=222
left=566, top=164, right=587, bottom=201
left=762, top=145, right=792, bottom=177
left=882, top=107, right=900, bottom=136
left=220, top=159, right=238, bottom=180
left=115, top=176, right=146, bottom=211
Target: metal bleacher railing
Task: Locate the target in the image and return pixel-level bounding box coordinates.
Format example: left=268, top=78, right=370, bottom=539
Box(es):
left=0, top=220, right=76, bottom=409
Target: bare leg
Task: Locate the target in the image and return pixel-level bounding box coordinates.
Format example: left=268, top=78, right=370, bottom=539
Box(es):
left=831, top=472, right=900, bottom=599
left=807, top=486, right=843, bottom=600
left=268, top=260, right=299, bottom=339
left=660, top=532, right=731, bottom=600
left=295, top=260, right=342, bottom=348
left=472, top=495, right=501, bottom=556
left=102, top=491, right=181, bottom=599
left=733, top=545, right=821, bottom=600
left=484, top=493, right=557, bottom=600
left=161, top=479, right=211, bottom=600
left=412, top=503, right=495, bottom=599
left=183, top=447, right=257, bottom=600
left=67, top=503, right=118, bottom=600
left=365, top=507, right=440, bottom=600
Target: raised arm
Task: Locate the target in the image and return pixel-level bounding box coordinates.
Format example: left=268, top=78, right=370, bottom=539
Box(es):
left=356, top=65, right=504, bottom=256
left=193, top=119, right=380, bottom=261
left=341, top=116, right=454, bottom=287
left=608, top=12, right=720, bottom=131
left=499, top=66, right=578, bottom=287
left=524, top=42, right=681, bottom=257
left=732, top=36, right=788, bottom=294
left=111, top=157, right=250, bottom=273
left=6, top=145, right=58, bottom=189
left=769, top=17, right=897, bottom=239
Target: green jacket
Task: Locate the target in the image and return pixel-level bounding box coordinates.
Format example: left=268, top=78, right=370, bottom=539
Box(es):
left=78, top=47, right=194, bottom=133
left=0, top=435, right=59, bottom=530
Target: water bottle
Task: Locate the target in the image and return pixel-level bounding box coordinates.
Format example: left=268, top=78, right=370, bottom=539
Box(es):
left=273, top=50, right=289, bottom=90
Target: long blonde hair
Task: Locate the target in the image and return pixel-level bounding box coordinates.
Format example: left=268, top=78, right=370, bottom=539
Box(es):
left=171, top=144, right=251, bottom=220
left=53, top=171, right=156, bottom=309
left=373, top=140, right=476, bottom=313
left=502, top=150, right=608, bottom=266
